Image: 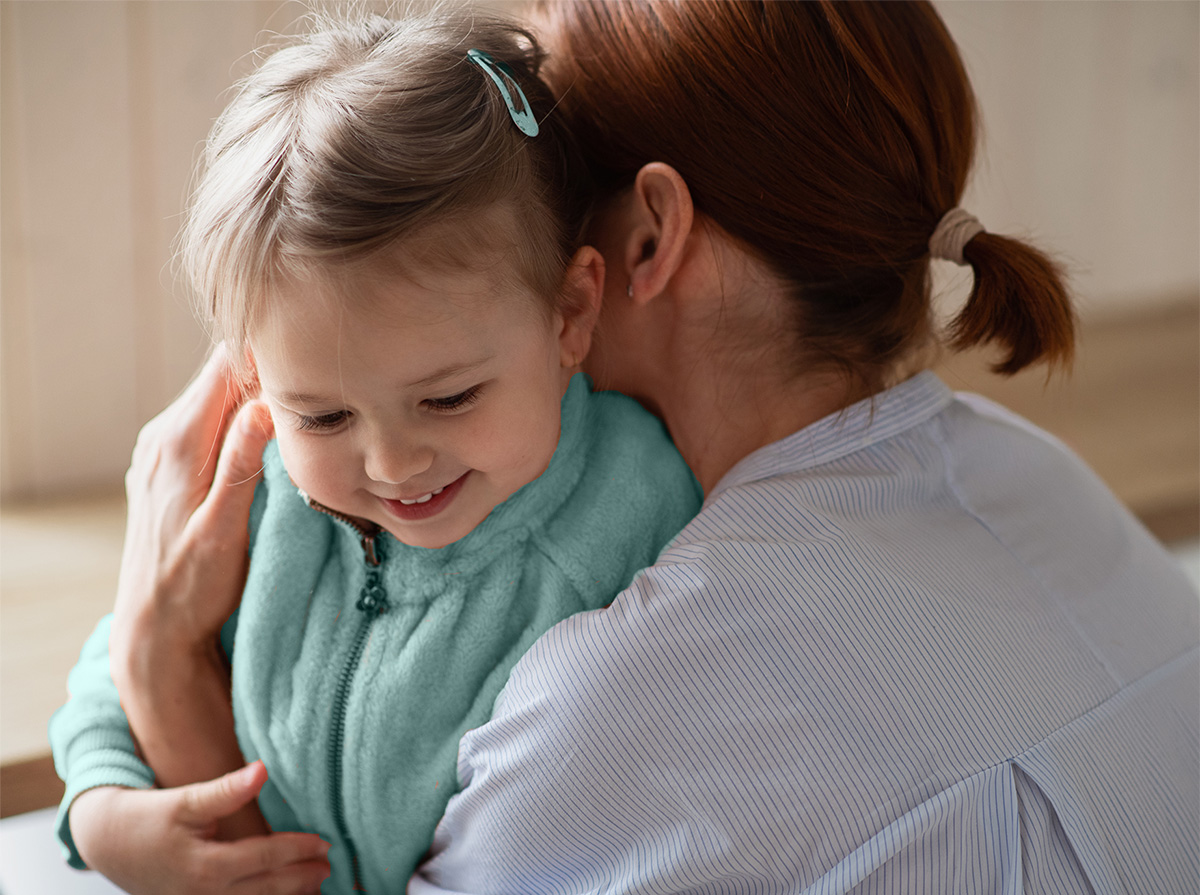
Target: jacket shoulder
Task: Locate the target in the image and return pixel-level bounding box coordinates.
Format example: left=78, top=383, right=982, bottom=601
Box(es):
left=537, top=389, right=702, bottom=603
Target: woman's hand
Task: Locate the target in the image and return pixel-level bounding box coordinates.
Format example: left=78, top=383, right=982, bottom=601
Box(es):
left=107, top=346, right=275, bottom=820
left=111, top=345, right=272, bottom=664
left=71, top=763, right=331, bottom=895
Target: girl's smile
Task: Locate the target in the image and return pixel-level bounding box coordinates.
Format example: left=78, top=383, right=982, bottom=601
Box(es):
left=377, top=471, right=468, bottom=521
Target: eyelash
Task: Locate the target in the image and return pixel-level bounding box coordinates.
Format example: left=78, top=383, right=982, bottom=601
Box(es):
left=293, top=385, right=482, bottom=431
left=296, top=411, right=349, bottom=432
left=423, top=385, right=483, bottom=413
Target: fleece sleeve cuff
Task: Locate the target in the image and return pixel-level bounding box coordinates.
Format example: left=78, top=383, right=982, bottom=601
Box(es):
left=54, top=728, right=156, bottom=869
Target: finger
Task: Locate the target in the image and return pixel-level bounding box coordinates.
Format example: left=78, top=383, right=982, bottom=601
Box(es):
left=176, top=343, right=243, bottom=426
left=215, top=400, right=273, bottom=490
left=203, top=346, right=262, bottom=464
left=127, top=348, right=239, bottom=499
left=218, top=833, right=332, bottom=885
left=132, top=345, right=235, bottom=447
left=164, top=345, right=247, bottom=479
left=193, top=399, right=272, bottom=535
left=196, top=348, right=253, bottom=481
left=178, top=762, right=268, bottom=825
left=231, top=858, right=332, bottom=895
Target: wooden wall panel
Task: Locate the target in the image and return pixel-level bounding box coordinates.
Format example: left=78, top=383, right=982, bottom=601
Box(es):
left=2, top=1, right=140, bottom=497
left=1, top=3, right=35, bottom=498
left=1, top=1, right=297, bottom=499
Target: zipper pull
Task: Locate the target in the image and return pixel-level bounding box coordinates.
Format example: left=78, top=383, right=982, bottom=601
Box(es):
left=355, top=535, right=388, bottom=615
left=356, top=569, right=388, bottom=615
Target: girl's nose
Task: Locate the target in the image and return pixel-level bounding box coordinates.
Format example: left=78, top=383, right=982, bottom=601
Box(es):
left=363, top=438, right=434, bottom=486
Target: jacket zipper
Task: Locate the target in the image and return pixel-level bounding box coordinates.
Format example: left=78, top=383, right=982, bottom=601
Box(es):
left=302, top=495, right=388, bottom=893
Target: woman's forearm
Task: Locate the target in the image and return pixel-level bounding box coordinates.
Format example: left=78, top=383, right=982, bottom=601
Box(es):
left=113, top=622, right=237, bottom=784
left=112, top=621, right=269, bottom=838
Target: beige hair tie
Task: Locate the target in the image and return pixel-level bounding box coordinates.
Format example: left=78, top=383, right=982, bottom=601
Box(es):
left=929, top=208, right=985, bottom=265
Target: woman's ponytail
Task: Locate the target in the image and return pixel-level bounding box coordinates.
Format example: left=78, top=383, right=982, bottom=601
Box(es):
left=952, top=232, right=1076, bottom=375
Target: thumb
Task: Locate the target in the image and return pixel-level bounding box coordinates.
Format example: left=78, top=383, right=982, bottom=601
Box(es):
left=206, top=400, right=273, bottom=520
left=177, top=761, right=268, bottom=825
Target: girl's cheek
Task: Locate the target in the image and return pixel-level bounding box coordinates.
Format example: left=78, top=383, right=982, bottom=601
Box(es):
left=499, top=403, right=562, bottom=471
left=274, top=431, right=324, bottom=494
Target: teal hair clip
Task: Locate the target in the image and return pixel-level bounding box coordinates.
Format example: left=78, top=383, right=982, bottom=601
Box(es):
left=466, top=49, right=539, bottom=138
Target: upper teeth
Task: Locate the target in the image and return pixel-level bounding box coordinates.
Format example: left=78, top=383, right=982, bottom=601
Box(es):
left=399, top=486, right=445, bottom=506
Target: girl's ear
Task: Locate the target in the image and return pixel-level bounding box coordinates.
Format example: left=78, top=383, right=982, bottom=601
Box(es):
left=625, top=162, right=694, bottom=305
left=557, top=245, right=605, bottom=370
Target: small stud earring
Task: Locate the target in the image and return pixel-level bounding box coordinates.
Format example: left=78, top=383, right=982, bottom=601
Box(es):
left=627, top=283, right=634, bottom=298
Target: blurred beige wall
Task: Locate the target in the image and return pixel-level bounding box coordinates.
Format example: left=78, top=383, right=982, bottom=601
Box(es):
left=937, top=0, right=1199, bottom=316
left=1, top=0, right=307, bottom=499
left=2, top=0, right=1198, bottom=500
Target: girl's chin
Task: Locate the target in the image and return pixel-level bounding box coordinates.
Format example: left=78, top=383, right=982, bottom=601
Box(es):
left=379, top=517, right=480, bottom=550
left=386, top=532, right=457, bottom=550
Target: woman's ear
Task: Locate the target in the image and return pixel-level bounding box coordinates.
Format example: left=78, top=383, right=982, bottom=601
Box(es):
left=625, top=162, right=694, bottom=304
left=557, top=245, right=605, bottom=369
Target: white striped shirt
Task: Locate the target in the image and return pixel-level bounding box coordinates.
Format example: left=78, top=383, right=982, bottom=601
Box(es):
left=411, top=371, right=1199, bottom=894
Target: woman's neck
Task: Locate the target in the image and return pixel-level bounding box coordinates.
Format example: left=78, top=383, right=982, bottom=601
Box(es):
left=654, top=357, right=856, bottom=495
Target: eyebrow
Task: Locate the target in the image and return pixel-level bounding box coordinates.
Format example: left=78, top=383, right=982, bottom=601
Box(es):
left=408, top=356, right=493, bottom=388
left=275, top=357, right=493, bottom=406
left=276, top=391, right=336, bottom=407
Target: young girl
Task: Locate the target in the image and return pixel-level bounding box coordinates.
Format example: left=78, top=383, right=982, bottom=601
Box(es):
left=50, top=9, right=701, bottom=892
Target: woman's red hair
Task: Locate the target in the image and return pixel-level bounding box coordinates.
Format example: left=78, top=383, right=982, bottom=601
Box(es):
left=540, top=0, right=1074, bottom=386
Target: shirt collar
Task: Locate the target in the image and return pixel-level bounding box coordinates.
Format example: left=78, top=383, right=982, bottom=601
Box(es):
left=708, top=370, right=953, bottom=500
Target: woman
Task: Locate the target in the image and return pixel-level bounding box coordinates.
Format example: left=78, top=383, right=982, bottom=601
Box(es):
left=60, top=2, right=1198, bottom=892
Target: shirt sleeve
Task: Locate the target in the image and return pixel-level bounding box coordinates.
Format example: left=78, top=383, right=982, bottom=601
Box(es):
left=47, top=613, right=155, bottom=868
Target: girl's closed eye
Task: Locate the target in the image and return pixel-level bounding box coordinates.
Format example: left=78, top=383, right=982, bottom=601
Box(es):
left=424, top=384, right=483, bottom=413
left=296, top=410, right=350, bottom=432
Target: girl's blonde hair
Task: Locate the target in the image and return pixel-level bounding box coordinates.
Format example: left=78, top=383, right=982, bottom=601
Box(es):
left=180, top=7, right=592, bottom=359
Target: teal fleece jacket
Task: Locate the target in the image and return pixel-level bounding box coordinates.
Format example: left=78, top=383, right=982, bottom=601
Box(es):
left=49, top=375, right=701, bottom=893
